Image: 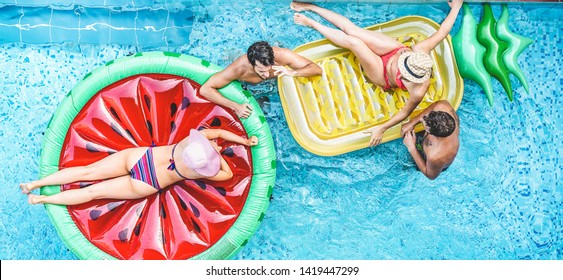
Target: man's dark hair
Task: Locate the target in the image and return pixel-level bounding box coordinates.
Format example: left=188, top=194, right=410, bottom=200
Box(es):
left=247, top=41, right=274, bottom=67
left=424, top=111, right=456, bottom=137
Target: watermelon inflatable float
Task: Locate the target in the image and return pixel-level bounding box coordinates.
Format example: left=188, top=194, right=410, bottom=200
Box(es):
left=39, top=52, right=276, bottom=259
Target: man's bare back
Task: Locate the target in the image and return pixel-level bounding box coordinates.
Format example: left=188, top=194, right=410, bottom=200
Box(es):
left=401, top=100, right=459, bottom=180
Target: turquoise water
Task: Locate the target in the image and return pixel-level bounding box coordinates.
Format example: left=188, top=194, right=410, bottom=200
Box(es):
left=1, top=1, right=561, bottom=260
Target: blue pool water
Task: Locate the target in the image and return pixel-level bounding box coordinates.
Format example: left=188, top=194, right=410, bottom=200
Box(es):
left=0, top=1, right=561, bottom=260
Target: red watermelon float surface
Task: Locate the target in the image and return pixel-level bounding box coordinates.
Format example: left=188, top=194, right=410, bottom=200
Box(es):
left=38, top=52, right=276, bottom=260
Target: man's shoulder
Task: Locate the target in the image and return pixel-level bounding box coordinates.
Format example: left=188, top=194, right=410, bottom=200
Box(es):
left=272, top=46, right=290, bottom=53
left=273, top=47, right=297, bottom=59
left=435, top=100, right=458, bottom=119
left=434, top=100, right=454, bottom=111
left=204, top=56, right=248, bottom=84
left=224, top=56, right=251, bottom=75
left=426, top=138, right=458, bottom=163
left=231, top=55, right=250, bottom=67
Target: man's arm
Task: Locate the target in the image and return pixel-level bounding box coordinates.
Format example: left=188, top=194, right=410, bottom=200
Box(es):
left=273, top=47, right=322, bottom=77
left=200, top=58, right=253, bottom=118
left=400, top=99, right=442, bottom=137
left=403, top=130, right=443, bottom=180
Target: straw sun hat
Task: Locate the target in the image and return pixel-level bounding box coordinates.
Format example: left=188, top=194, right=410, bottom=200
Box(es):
left=397, top=51, right=433, bottom=83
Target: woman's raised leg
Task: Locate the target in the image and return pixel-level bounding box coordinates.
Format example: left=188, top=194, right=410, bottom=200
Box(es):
left=294, top=13, right=386, bottom=86
left=27, top=175, right=156, bottom=205
left=291, top=2, right=362, bottom=35
left=294, top=13, right=357, bottom=51
left=20, top=147, right=145, bottom=194
left=291, top=1, right=402, bottom=55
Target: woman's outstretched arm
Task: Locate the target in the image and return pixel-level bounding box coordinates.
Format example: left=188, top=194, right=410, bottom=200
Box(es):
left=413, top=0, right=463, bottom=53
left=208, top=157, right=234, bottom=182
left=363, top=81, right=428, bottom=146
left=200, top=129, right=258, bottom=146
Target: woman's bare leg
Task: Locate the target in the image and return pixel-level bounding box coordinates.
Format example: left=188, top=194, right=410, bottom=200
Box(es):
left=291, top=1, right=402, bottom=55
left=27, top=176, right=156, bottom=205
left=20, top=147, right=145, bottom=194
left=294, top=13, right=355, bottom=51
left=294, top=13, right=386, bottom=86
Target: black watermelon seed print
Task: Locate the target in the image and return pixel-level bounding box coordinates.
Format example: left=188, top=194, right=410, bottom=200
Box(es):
left=181, top=97, right=190, bottom=109
left=110, top=122, right=123, bottom=137
left=210, top=117, right=221, bottom=127
left=109, top=107, right=120, bottom=122
left=215, top=187, right=226, bottom=196
left=144, top=95, right=151, bottom=110
left=189, top=202, right=200, bottom=218
left=86, top=143, right=99, bottom=153
left=90, top=209, right=102, bottom=220
left=146, top=120, right=153, bottom=137
left=170, top=103, right=177, bottom=117
left=107, top=202, right=120, bottom=211
left=118, top=228, right=128, bottom=242
left=178, top=196, right=188, bottom=211
left=222, top=147, right=235, bottom=157
left=160, top=204, right=166, bottom=219
left=195, top=180, right=206, bottom=190
left=191, top=219, right=201, bottom=233
left=134, top=223, right=141, bottom=236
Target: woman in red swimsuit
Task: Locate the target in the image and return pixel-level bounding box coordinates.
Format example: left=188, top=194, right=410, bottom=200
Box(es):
left=21, top=129, right=258, bottom=205
left=291, top=0, right=463, bottom=147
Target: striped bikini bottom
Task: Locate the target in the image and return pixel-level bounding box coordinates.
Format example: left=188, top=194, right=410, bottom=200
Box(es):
left=129, top=147, right=161, bottom=190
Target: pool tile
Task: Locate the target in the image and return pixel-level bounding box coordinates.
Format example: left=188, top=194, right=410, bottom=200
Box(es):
left=21, top=26, right=51, bottom=43
left=78, top=8, right=111, bottom=44
left=0, top=26, right=21, bottom=43
left=50, top=8, right=79, bottom=30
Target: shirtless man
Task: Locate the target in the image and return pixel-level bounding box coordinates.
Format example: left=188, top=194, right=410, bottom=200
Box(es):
left=401, top=100, right=459, bottom=180
left=200, top=41, right=322, bottom=118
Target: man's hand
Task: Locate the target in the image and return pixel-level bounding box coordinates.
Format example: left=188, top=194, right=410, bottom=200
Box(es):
left=402, top=129, right=417, bottom=151
left=363, top=126, right=385, bottom=147
left=233, top=103, right=252, bottom=118
left=401, top=122, right=415, bottom=138
left=272, top=65, right=296, bottom=77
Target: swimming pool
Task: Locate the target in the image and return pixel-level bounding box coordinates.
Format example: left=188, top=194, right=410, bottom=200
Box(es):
left=0, top=0, right=561, bottom=260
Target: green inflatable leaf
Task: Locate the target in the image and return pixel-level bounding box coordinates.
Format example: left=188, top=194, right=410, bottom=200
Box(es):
left=496, top=4, right=534, bottom=93
left=477, top=4, right=513, bottom=101
left=453, top=4, right=494, bottom=106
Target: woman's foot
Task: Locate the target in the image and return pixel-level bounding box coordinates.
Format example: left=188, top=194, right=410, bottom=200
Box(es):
left=28, top=194, right=45, bottom=205
left=290, top=1, right=316, bottom=12
left=19, top=182, right=36, bottom=194
left=294, top=13, right=315, bottom=27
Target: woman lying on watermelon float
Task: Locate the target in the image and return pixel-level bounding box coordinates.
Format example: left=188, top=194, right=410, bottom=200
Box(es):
left=21, top=129, right=258, bottom=205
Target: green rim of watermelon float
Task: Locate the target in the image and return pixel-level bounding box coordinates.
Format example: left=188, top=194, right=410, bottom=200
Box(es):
left=39, top=52, right=276, bottom=259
